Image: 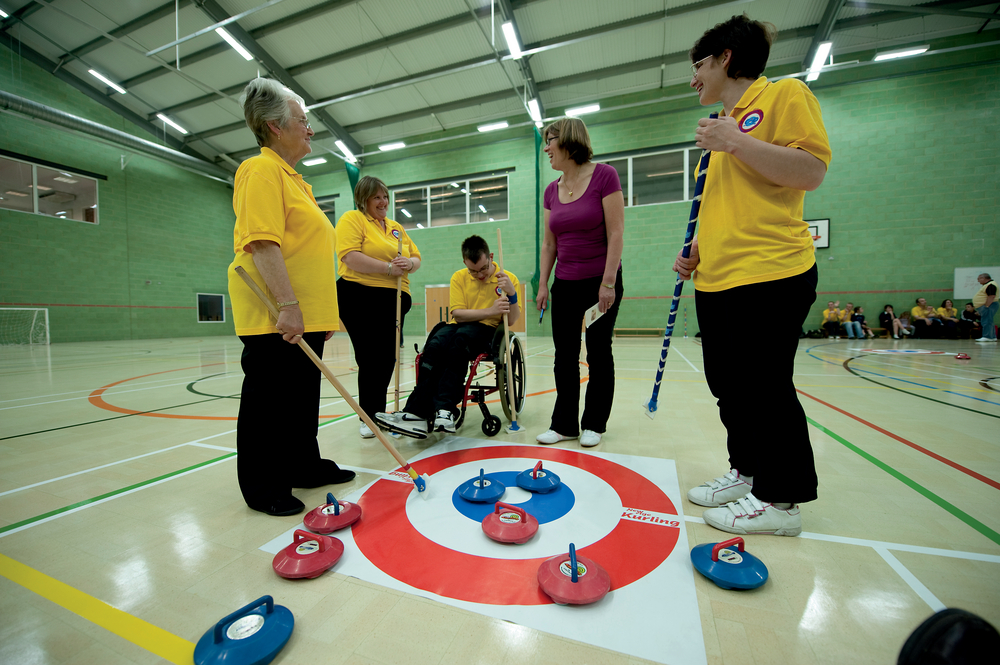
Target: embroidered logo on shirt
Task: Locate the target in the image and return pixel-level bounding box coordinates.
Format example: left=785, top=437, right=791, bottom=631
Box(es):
left=495, top=286, right=504, bottom=296
left=391, top=229, right=401, bottom=239
left=739, top=109, right=764, bottom=133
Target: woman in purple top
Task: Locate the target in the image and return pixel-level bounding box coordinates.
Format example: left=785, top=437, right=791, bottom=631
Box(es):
left=535, top=118, right=625, bottom=448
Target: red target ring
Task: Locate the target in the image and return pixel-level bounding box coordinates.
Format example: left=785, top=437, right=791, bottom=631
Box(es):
left=352, top=446, right=678, bottom=605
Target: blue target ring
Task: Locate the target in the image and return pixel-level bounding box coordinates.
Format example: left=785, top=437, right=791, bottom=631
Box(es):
left=451, top=471, right=575, bottom=524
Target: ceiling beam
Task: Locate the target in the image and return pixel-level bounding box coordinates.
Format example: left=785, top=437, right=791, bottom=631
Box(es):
left=843, top=1, right=1000, bottom=20
left=802, top=0, right=846, bottom=70
left=193, top=0, right=362, bottom=155
left=121, top=0, right=358, bottom=90
left=342, top=90, right=515, bottom=134
left=67, top=0, right=194, bottom=59
left=832, top=0, right=998, bottom=30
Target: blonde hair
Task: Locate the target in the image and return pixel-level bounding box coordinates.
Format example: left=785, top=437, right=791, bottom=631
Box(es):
left=239, top=78, right=305, bottom=148
left=543, top=117, right=594, bottom=164
left=354, top=175, right=389, bottom=212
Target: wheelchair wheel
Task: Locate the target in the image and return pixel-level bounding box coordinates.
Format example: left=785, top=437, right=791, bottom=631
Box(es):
left=497, top=334, right=526, bottom=423
left=482, top=415, right=502, bottom=437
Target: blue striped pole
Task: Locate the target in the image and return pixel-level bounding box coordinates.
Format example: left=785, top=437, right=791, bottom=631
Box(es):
left=642, top=112, right=717, bottom=419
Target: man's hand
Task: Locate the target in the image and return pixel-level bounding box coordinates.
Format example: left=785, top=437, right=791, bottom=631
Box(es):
left=496, top=270, right=515, bottom=296
left=492, top=297, right=511, bottom=316
left=672, top=237, right=700, bottom=280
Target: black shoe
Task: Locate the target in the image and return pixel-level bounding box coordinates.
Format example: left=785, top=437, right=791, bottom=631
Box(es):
left=294, top=460, right=357, bottom=488
left=248, top=495, right=305, bottom=517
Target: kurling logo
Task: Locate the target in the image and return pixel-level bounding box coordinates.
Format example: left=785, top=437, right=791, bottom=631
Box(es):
left=739, top=109, right=764, bottom=133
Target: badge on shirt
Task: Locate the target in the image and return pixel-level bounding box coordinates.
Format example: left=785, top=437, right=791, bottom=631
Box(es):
left=391, top=229, right=401, bottom=239
left=739, top=109, right=764, bottom=133
left=495, top=286, right=504, bottom=296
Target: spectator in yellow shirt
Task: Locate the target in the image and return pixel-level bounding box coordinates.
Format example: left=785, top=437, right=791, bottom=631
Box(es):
left=936, top=299, right=959, bottom=339
left=821, top=301, right=842, bottom=338
left=841, top=301, right=862, bottom=339
left=910, top=298, right=942, bottom=338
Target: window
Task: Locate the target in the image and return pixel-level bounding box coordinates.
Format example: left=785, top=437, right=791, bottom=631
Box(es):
left=0, top=152, right=102, bottom=223
left=197, top=294, right=226, bottom=322
left=596, top=145, right=701, bottom=208
left=390, top=172, right=510, bottom=230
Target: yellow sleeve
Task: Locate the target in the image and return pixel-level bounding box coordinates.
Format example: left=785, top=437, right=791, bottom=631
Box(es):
left=910, top=307, right=922, bottom=318
left=449, top=270, right=469, bottom=315
left=335, top=210, right=366, bottom=262
left=781, top=80, right=832, bottom=168
left=234, top=168, right=286, bottom=252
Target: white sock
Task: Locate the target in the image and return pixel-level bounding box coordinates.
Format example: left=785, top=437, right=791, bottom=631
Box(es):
left=771, top=502, right=793, bottom=509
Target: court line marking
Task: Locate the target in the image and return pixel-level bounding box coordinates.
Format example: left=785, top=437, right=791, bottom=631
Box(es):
left=0, top=373, right=239, bottom=411
left=0, top=553, right=195, bottom=665
left=671, top=347, right=701, bottom=373
left=797, top=389, right=1000, bottom=491
left=874, top=548, right=946, bottom=612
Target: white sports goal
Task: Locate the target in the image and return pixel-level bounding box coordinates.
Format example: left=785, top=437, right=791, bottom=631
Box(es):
left=0, top=308, right=50, bottom=345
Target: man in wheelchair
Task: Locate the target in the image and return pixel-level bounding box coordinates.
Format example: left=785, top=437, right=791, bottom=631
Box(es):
left=375, top=235, right=520, bottom=438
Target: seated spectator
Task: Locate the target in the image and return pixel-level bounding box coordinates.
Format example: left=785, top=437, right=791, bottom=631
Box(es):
left=910, top=298, right=942, bottom=338
left=898, top=311, right=915, bottom=337
left=960, top=303, right=981, bottom=339
left=936, top=299, right=959, bottom=339
left=853, top=306, right=875, bottom=338
left=879, top=304, right=903, bottom=339
left=821, top=300, right=842, bottom=338
left=376, top=235, right=520, bottom=438
left=841, top=301, right=863, bottom=339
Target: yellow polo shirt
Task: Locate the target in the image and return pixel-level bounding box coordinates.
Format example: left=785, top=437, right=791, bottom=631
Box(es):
left=973, top=280, right=998, bottom=308
left=821, top=308, right=840, bottom=324
left=911, top=305, right=935, bottom=319
left=449, top=263, right=520, bottom=329
left=336, top=210, right=420, bottom=293
left=936, top=307, right=957, bottom=319
left=694, top=77, right=832, bottom=292
left=228, top=148, right=339, bottom=336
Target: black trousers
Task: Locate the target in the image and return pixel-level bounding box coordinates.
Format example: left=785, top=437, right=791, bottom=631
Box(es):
left=695, top=264, right=819, bottom=504
left=405, top=323, right=496, bottom=420
left=237, top=331, right=327, bottom=506
left=337, top=278, right=412, bottom=417
left=549, top=269, right=624, bottom=435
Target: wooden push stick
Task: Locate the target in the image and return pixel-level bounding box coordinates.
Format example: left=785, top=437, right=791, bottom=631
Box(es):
left=234, top=266, right=426, bottom=493
left=394, top=237, right=403, bottom=412
left=495, top=229, right=520, bottom=430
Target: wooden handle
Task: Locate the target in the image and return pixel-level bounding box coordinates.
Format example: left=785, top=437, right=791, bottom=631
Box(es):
left=395, top=237, right=403, bottom=411
left=495, top=229, right=517, bottom=423
left=234, top=266, right=411, bottom=469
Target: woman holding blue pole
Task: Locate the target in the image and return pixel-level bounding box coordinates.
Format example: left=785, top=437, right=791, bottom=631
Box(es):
left=674, top=15, right=831, bottom=536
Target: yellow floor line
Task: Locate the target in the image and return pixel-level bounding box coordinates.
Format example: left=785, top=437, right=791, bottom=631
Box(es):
left=0, top=552, right=195, bottom=665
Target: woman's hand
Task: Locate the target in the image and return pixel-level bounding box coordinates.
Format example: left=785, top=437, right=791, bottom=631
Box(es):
left=673, top=237, right=699, bottom=280
left=598, top=284, right=615, bottom=314
left=275, top=305, right=305, bottom=344
left=536, top=284, right=549, bottom=312
left=387, top=258, right=408, bottom=277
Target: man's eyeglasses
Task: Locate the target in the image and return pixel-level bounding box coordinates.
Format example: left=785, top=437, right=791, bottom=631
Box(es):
left=690, top=54, right=713, bottom=77
left=467, top=263, right=491, bottom=277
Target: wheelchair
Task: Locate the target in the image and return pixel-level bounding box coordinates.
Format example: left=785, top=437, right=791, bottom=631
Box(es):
left=414, top=322, right=526, bottom=436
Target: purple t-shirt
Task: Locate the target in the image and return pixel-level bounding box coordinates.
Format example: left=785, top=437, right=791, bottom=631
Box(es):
left=544, top=162, right=622, bottom=281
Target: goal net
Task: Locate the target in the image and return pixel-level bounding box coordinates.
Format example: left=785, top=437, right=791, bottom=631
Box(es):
left=0, top=308, right=50, bottom=345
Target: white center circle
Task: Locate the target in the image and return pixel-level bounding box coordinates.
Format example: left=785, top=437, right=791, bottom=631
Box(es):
left=405, top=459, right=622, bottom=559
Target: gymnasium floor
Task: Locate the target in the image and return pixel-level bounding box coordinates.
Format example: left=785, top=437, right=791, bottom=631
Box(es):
left=1, top=332, right=998, bottom=665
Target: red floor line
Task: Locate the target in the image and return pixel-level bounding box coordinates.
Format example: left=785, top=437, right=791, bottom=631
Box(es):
left=796, top=388, right=1000, bottom=491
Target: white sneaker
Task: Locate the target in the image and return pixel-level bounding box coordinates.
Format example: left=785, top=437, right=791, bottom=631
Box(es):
left=374, top=411, right=428, bottom=439
left=359, top=422, right=375, bottom=439
left=893, top=334, right=899, bottom=339
left=975, top=337, right=997, bottom=342
left=434, top=409, right=456, bottom=433
left=536, top=430, right=578, bottom=445
left=687, top=470, right=753, bottom=507
left=580, top=430, right=602, bottom=447
left=702, top=494, right=802, bottom=536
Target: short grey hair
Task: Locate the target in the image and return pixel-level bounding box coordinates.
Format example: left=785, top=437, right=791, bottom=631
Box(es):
left=980, top=273, right=993, bottom=280
left=239, top=78, right=305, bottom=148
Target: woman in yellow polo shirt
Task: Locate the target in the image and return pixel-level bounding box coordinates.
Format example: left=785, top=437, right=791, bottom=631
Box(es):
left=227, top=78, right=355, bottom=517
left=336, top=176, right=421, bottom=438
left=674, top=15, right=831, bottom=537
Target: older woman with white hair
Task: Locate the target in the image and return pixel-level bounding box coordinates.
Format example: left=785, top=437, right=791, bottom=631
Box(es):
left=227, top=78, right=355, bottom=517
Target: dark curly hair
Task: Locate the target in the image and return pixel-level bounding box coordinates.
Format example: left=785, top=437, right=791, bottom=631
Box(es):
left=690, top=13, right=776, bottom=80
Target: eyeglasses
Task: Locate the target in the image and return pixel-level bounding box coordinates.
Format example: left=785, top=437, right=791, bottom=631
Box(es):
left=690, top=54, right=713, bottom=77
left=467, top=262, right=491, bottom=277
left=291, top=117, right=312, bottom=130
left=545, top=136, right=558, bottom=145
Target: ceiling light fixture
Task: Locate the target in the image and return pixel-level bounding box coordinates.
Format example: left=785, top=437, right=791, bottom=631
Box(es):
left=334, top=140, right=357, bottom=164
left=806, top=41, right=833, bottom=82
left=527, top=98, right=542, bottom=123
left=400, top=208, right=412, bottom=218
left=478, top=204, right=487, bottom=213
left=416, top=223, right=424, bottom=229
left=215, top=28, right=254, bottom=61
left=302, top=157, right=327, bottom=166
left=477, top=121, right=509, bottom=132
left=156, top=113, right=188, bottom=135
left=379, top=142, right=406, bottom=151
left=566, top=103, right=600, bottom=117
left=501, top=22, right=522, bottom=59
left=874, top=45, right=929, bottom=62
left=88, top=69, right=127, bottom=94
left=0, top=10, right=9, bottom=19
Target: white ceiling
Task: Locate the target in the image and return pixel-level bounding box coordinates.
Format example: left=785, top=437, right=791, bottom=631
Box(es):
left=2, top=0, right=997, bottom=171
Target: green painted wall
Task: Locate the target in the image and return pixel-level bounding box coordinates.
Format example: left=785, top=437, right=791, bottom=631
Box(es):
left=0, top=52, right=236, bottom=342
left=3, top=31, right=998, bottom=344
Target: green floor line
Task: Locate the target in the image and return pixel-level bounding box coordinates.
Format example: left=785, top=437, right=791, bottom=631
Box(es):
left=807, top=417, right=1000, bottom=547
left=0, top=453, right=237, bottom=536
